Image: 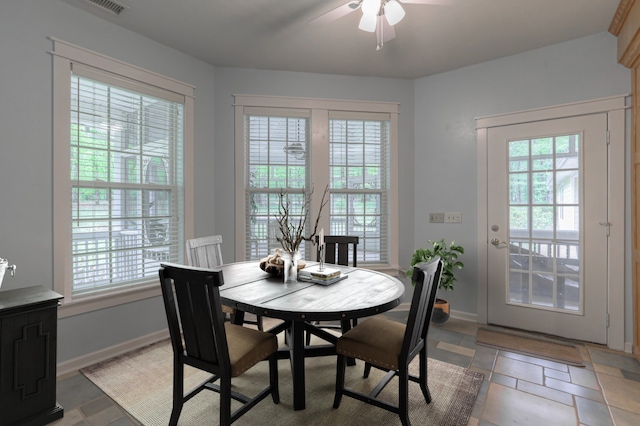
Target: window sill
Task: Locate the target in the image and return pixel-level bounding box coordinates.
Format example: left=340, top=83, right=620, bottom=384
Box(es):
left=57, top=282, right=161, bottom=318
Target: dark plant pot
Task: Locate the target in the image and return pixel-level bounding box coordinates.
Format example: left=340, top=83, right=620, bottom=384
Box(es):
left=431, top=298, right=450, bottom=324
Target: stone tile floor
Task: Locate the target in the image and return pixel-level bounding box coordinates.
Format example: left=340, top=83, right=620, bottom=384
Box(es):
left=53, top=313, right=640, bottom=425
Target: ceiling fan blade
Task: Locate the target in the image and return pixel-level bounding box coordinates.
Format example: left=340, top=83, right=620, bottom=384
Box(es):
left=400, top=0, right=457, bottom=5
left=309, top=1, right=360, bottom=25
left=359, top=13, right=377, bottom=32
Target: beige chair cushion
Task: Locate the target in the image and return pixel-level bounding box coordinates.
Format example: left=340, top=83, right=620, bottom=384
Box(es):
left=336, top=316, right=405, bottom=371
left=225, top=323, right=277, bottom=377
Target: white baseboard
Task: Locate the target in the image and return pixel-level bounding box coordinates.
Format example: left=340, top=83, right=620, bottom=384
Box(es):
left=392, top=303, right=479, bottom=323
left=56, top=306, right=483, bottom=378
left=625, top=341, right=634, bottom=354
left=450, top=310, right=479, bottom=323
left=57, top=329, right=170, bottom=377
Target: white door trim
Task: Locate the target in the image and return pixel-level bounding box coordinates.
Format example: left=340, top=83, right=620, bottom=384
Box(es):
left=476, top=95, right=628, bottom=351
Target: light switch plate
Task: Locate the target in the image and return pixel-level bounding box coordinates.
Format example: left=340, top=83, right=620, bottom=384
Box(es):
left=445, top=212, right=462, bottom=223
left=429, top=213, right=444, bottom=223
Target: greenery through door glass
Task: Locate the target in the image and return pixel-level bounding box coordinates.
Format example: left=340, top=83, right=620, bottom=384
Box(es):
left=508, top=133, right=580, bottom=310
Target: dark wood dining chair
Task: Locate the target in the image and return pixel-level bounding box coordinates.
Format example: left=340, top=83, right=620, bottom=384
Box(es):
left=158, top=262, right=279, bottom=426
left=319, top=235, right=359, bottom=267
left=306, top=235, right=359, bottom=345
left=186, top=234, right=263, bottom=330
left=332, top=257, right=443, bottom=426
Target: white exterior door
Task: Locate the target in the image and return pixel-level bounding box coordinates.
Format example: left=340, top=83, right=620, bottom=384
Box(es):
left=486, top=113, right=608, bottom=344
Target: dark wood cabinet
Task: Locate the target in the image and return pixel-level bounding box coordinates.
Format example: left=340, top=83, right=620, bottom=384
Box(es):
left=0, top=286, right=64, bottom=425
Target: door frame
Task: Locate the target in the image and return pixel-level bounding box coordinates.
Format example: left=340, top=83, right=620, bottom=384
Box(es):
left=476, top=95, right=628, bottom=351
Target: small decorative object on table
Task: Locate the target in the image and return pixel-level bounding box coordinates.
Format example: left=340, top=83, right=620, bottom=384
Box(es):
left=317, top=228, right=325, bottom=271
left=298, top=264, right=346, bottom=285
left=260, top=248, right=306, bottom=278
left=272, top=185, right=329, bottom=282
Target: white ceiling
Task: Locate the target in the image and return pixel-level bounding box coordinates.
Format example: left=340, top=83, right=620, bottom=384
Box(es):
left=60, top=0, right=621, bottom=79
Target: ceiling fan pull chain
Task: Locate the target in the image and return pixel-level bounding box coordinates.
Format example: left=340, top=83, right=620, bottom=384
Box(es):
left=377, top=14, right=383, bottom=50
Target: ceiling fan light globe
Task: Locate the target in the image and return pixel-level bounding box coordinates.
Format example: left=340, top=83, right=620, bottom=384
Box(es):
left=384, top=0, right=405, bottom=26
left=359, top=13, right=377, bottom=32
left=361, top=0, right=381, bottom=16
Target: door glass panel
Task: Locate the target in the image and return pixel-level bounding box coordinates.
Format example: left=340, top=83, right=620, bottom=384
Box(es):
left=530, top=241, right=552, bottom=307
left=556, top=241, right=580, bottom=311
left=509, top=254, right=529, bottom=304
left=532, top=206, right=553, bottom=231
left=532, top=137, right=553, bottom=156
left=510, top=206, right=528, bottom=231
left=507, top=133, right=581, bottom=312
left=509, top=174, right=528, bottom=204
left=532, top=172, right=553, bottom=204
left=532, top=158, right=553, bottom=171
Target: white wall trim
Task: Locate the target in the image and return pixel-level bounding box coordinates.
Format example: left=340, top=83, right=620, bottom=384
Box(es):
left=57, top=329, right=169, bottom=377
left=233, top=94, right=399, bottom=114
left=476, top=95, right=630, bottom=129
left=50, top=38, right=195, bottom=315
left=477, top=127, right=489, bottom=325
left=607, top=106, right=626, bottom=351
left=57, top=285, right=161, bottom=318
left=476, top=95, right=629, bottom=350
left=49, top=37, right=195, bottom=97
left=450, top=310, right=479, bottom=323
left=393, top=303, right=479, bottom=323
left=233, top=95, right=399, bottom=267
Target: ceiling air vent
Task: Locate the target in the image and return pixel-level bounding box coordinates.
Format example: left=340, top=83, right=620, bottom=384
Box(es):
left=83, top=0, right=129, bottom=15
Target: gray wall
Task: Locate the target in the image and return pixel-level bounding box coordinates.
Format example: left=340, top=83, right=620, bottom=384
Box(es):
left=413, top=32, right=632, bottom=339
left=0, top=0, right=217, bottom=363
left=0, top=0, right=633, bottom=365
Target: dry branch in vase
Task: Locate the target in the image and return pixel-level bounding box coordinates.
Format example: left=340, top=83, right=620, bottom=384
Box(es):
left=275, top=185, right=329, bottom=252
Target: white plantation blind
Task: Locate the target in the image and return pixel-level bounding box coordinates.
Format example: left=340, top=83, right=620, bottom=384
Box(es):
left=238, top=98, right=393, bottom=265
left=329, top=111, right=390, bottom=264
left=244, top=108, right=311, bottom=260
left=70, top=67, right=184, bottom=296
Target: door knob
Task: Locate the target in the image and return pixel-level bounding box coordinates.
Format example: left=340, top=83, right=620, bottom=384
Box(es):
left=491, top=238, right=507, bottom=248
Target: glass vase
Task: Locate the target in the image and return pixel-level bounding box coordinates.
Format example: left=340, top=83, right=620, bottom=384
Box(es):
left=282, top=250, right=300, bottom=283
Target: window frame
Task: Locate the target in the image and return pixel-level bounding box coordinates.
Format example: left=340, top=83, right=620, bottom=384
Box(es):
left=52, top=38, right=194, bottom=317
left=234, top=95, right=399, bottom=269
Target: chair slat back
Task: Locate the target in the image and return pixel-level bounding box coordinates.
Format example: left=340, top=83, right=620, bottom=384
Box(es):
left=401, top=257, right=443, bottom=361
left=186, top=235, right=224, bottom=268
left=317, top=235, right=359, bottom=266
left=159, top=262, right=229, bottom=369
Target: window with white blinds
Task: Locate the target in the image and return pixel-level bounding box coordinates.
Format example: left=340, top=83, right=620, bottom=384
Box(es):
left=70, top=70, right=184, bottom=296
left=244, top=108, right=311, bottom=260
left=236, top=96, right=397, bottom=267
left=53, top=39, right=194, bottom=309
left=329, top=111, right=389, bottom=264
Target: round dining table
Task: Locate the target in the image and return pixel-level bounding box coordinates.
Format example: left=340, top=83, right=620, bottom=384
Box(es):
left=217, top=261, right=405, bottom=411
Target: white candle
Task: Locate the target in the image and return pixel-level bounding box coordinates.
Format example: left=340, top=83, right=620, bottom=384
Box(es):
left=319, top=228, right=324, bottom=246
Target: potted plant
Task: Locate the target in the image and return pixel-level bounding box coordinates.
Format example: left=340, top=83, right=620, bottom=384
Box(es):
left=407, top=239, right=464, bottom=324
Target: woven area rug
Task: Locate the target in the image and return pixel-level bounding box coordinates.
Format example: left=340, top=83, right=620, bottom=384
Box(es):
left=476, top=327, right=584, bottom=366
left=81, top=338, right=484, bottom=426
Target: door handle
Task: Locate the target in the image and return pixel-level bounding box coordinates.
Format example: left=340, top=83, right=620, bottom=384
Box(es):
left=491, top=238, right=507, bottom=248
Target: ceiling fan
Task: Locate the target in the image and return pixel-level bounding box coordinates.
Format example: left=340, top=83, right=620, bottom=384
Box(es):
left=310, top=0, right=455, bottom=50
